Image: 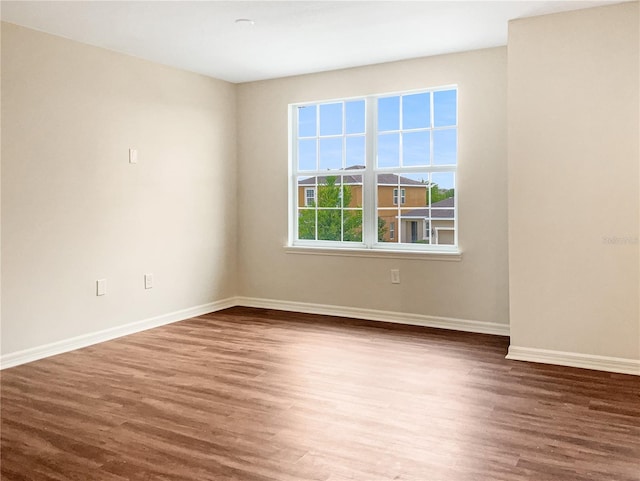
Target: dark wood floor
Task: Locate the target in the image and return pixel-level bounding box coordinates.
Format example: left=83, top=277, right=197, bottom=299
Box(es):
left=1, top=307, right=639, bottom=481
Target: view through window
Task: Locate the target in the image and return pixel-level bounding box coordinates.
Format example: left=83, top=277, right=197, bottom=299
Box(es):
left=291, top=87, right=457, bottom=250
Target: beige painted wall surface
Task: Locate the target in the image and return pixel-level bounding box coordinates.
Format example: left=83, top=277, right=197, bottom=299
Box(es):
left=1, top=23, right=237, bottom=354
left=508, top=3, right=640, bottom=359
left=237, top=48, right=509, bottom=325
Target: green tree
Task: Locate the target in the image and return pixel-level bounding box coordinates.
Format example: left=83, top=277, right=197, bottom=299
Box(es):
left=428, top=184, right=455, bottom=205
left=378, top=217, right=388, bottom=241
left=299, top=176, right=389, bottom=242
left=298, top=176, right=362, bottom=241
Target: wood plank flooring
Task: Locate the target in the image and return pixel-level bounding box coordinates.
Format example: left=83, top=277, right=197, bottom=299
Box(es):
left=1, top=307, right=639, bottom=480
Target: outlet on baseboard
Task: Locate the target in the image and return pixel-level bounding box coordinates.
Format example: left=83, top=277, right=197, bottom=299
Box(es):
left=144, top=274, right=153, bottom=289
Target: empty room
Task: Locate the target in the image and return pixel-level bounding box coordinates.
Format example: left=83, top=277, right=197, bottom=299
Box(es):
left=1, top=1, right=639, bottom=480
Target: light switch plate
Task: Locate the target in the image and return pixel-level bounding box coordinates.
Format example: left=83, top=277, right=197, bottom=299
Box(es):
left=96, top=279, right=106, bottom=296
left=391, top=269, right=400, bottom=284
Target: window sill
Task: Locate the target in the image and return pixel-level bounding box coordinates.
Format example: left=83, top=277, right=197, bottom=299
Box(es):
left=284, top=245, right=462, bottom=261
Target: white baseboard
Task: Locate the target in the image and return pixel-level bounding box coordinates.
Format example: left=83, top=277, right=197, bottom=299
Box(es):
left=0, top=298, right=237, bottom=370
left=506, top=346, right=640, bottom=376
left=235, top=296, right=510, bottom=336
left=10, top=297, right=635, bottom=376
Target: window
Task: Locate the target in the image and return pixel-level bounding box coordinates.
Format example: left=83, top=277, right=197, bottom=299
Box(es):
left=305, top=188, right=316, bottom=206
left=392, top=188, right=406, bottom=205
left=290, top=87, right=457, bottom=251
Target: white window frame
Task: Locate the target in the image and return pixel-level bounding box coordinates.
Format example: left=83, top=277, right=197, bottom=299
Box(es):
left=288, top=86, right=458, bottom=254
left=392, top=188, right=406, bottom=205
left=304, top=187, right=315, bottom=206
left=389, top=221, right=395, bottom=240
left=423, top=219, right=431, bottom=240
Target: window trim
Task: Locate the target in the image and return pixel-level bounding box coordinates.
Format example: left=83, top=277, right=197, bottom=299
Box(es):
left=304, top=187, right=315, bottom=207
left=423, top=219, right=430, bottom=240
left=284, top=245, right=462, bottom=261
left=392, top=188, right=406, bottom=205
left=288, top=86, right=459, bottom=254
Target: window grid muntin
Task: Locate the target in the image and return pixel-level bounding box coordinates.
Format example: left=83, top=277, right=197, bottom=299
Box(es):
left=291, top=86, right=457, bottom=251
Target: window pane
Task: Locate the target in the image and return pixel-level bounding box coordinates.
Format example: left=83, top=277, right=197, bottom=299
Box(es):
left=399, top=208, right=430, bottom=244
left=317, top=210, right=342, bottom=241
left=345, top=136, right=365, bottom=169
left=377, top=209, right=398, bottom=243
left=343, top=209, right=362, bottom=242
left=402, top=92, right=430, bottom=129
left=298, top=209, right=316, bottom=240
left=377, top=172, right=427, bottom=243
left=319, top=137, right=342, bottom=170
left=377, top=173, right=398, bottom=207
left=298, top=105, right=317, bottom=137
left=429, top=172, right=455, bottom=206
left=402, top=131, right=430, bottom=166
left=398, top=174, right=428, bottom=214
left=317, top=175, right=342, bottom=207
left=297, top=176, right=316, bottom=207
left=345, top=100, right=365, bottom=134
left=434, top=90, right=457, bottom=127
left=320, top=103, right=343, bottom=136
left=432, top=223, right=455, bottom=245
left=433, top=129, right=457, bottom=165
left=298, top=139, right=317, bottom=171
left=378, top=96, right=400, bottom=131
left=377, top=133, right=400, bottom=168
left=343, top=174, right=362, bottom=208
left=427, top=170, right=455, bottom=245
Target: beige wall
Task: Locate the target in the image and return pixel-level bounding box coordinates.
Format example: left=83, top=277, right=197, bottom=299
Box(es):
left=1, top=23, right=237, bottom=354
left=237, top=48, right=509, bottom=325
left=508, top=3, right=639, bottom=360
left=6, top=3, right=635, bottom=369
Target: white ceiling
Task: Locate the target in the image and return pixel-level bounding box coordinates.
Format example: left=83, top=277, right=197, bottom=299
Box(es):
left=0, top=1, right=623, bottom=83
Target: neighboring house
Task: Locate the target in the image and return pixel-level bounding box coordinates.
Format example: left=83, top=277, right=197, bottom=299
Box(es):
left=298, top=171, right=365, bottom=208
left=298, top=166, right=453, bottom=244
left=376, top=173, right=429, bottom=243
left=400, top=196, right=455, bottom=245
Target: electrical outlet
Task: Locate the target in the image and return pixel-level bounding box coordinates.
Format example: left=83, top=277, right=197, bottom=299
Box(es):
left=391, top=269, right=400, bottom=284
left=144, top=274, right=153, bottom=289
left=96, top=279, right=106, bottom=296
left=129, top=148, right=138, bottom=164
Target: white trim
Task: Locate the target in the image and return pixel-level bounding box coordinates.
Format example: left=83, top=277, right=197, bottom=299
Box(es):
left=290, top=86, right=458, bottom=252
left=236, top=296, right=508, bottom=336
left=506, top=346, right=640, bottom=376
left=304, top=187, right=315, bottom=206
left=5, top=297, right=638, bottom=377
left=284, top=245, right=462, bottom=261
left=0, top=298, right=237, bottom=370
left=393, top=187, right=406, bottom=205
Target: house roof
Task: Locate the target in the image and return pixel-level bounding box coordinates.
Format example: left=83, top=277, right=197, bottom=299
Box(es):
left=298, top=174, right=363, bottom=185
left=401, top=197, right=455, bottom=219
left=298, top=166, right=426, bottom=186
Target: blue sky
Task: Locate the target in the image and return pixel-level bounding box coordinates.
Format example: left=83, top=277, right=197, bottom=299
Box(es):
left=298, top=90, right=456, bottom=189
